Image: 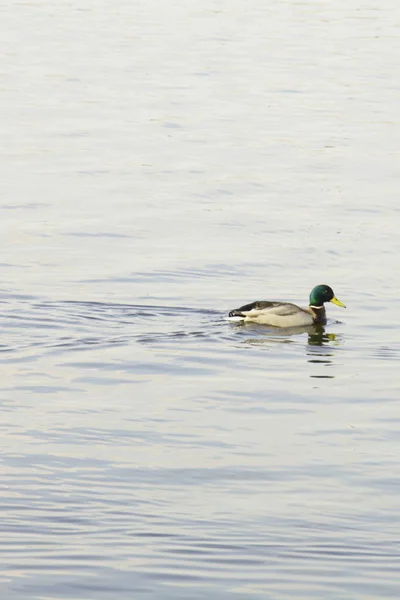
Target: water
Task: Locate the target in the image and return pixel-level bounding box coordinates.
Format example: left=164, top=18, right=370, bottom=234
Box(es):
left=1, top=0, right=400, bottom=598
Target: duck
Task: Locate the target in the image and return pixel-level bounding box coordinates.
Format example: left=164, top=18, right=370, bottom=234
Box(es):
left=228, top=284, right=345, bottom=327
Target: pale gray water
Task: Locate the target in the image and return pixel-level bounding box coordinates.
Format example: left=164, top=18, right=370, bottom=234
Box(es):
left=1, top=0, right=400, bottom=598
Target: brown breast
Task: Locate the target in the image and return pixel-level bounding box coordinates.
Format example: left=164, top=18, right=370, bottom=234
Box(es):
left=309, top=306, right=327, bottom=325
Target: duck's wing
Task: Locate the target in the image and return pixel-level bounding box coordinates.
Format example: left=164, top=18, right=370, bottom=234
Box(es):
left=229, top=301, right=302, bottom=318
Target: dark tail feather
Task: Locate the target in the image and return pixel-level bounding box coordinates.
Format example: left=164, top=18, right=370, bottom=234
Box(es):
left=229, top=309, right=244, bottom=317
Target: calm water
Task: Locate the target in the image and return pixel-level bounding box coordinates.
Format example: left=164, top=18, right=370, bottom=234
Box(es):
left=1, top=0, right=400, bottom=598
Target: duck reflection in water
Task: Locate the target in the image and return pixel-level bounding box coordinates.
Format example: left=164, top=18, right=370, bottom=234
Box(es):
left=231, top=322, right=343, bottom=378
left=306, top=326, right=343, bottom=378
left=232, top=321, right=342, bottom=346
left=307, top=326, right=341, bottom=347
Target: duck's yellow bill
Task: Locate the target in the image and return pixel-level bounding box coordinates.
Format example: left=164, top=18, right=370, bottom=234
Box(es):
left=330, top=296, right=346, bottom=308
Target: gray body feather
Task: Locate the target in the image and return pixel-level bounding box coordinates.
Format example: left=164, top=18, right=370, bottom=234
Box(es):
left=229, top=301, right=325, bottom=327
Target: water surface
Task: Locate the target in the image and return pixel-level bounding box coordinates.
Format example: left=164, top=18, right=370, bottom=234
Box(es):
left=1, top=0, right=400, bottom=598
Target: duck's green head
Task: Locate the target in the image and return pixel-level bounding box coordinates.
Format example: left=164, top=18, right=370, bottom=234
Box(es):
left=309, top=284, right=346, bottom=308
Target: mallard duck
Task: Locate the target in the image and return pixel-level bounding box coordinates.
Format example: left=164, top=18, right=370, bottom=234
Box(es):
left=228, top=284, right=345, bottom=327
